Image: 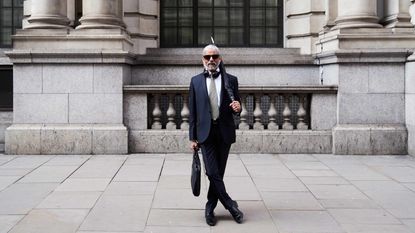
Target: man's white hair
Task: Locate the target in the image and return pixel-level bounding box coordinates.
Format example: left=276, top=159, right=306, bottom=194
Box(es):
left=202, top=44, right=220, bottom=55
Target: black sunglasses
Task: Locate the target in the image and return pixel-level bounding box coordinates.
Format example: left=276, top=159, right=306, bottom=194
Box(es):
left=203, top=54, right=220, bottom=60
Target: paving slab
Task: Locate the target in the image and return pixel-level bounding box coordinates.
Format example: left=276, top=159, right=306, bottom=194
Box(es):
left=270, top=210, right=344, bottom=233
left=328, top=209, right=401, bottom=225
left=8, top=209, right=89, bottom=233
left=319, top=198, right=380, bottom=209
left=340, top=223, right=413, bottom=233
left=157, top=175, right=207, bottom=190
left=299, top=176, right=349, bottom=185
left=55, top=178, right=111, bottom=192
left=245, top=164, right=296, bottom=178
left=0, top=215, right=24, bottom=233
left=0, top=176, right=20, bottom=191
left=262, top=191, right=323, bottom=210
left=253, top=177, right=308, bottom=192
left=144, top=226, right=210, bottom=233
left=36, top=191, right=102, bottom=209
left=113, top=164, right=162, bottom=182
left=0, top=156, right=16, bottom=166
left=44, top=155, right=91, bottom=166
left=152, top=188, right=205, bottom=209
left=18, top=165, right=79, bottom=183
left=212, top=201, right=279, bottom=233
left=71, top=157, right=125, bottom=178
left=79, top=195, right=152, bottom=232
left=224, top=176, right=261, bottom=200
left=306, top=184, right=368, bottom=200
left=291, top=169, right=338, bottom=177
left=104, top=181, right=157, bottom=196
left=401, top=219, right=415, bottom=232
left=0, top=168, right=33, bottom=176
left=283, top=161, right=330, bottom=170
left=1, top=156, right=53, bottom=169
left=0, top=183, right=58, bottom=214
left=147, top=209, right=205, bottom=227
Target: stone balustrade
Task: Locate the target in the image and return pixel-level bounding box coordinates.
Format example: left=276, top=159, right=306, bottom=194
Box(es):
left=124, top=85, right=337, bottom=131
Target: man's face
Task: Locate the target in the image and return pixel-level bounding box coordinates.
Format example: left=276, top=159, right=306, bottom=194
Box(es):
left=202, top=48, right=221, bottom=72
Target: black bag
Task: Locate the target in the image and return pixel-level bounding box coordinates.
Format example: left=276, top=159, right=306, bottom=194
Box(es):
left=191, top=149, right=201, bottom=196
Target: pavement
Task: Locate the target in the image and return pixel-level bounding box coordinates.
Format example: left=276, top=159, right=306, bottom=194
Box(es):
left=1, top=153, right=415, bottom=233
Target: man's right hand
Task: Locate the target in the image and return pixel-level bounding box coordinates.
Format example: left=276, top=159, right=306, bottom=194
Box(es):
left=190, top=141, right=199, bottom=151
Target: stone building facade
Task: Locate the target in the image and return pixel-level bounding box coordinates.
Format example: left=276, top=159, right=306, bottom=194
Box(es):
left=0, top=0, right=414, bottom=155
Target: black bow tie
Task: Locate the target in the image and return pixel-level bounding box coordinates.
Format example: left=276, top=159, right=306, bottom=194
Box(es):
left=204, top=70, right=220, bottom=78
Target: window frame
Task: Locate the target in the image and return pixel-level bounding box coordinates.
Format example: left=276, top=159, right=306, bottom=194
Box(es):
left=0, top=0, right=24, bottom=48
left=160, top=0, right=283, bottom=48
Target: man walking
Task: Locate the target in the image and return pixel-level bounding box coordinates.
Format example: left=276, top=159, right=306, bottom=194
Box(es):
left=189, top=44, right=244, bottom=226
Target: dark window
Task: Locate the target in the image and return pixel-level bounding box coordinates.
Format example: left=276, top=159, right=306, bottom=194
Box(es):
left=160, top=0, right=283, bottom=47
left=0, top=68, right=13, bottom=111
left=0, top=0, right=24, bottom=47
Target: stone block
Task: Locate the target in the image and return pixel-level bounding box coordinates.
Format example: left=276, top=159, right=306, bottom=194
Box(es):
left=406, top=60, right=415, bottom=94
left=252, top=66, right=319, bottom=85
left=129, top=130, right=189, bottom=153
left=123, top=93, right=148, bottom=130
left=233, top=131, right=264, bottom=153
left=338, top=93, right=405, bottom=124
left=5, top=124, right=41, bottom=155
left=311, top=94, right=337, bottom=130
left=40, top=125, right=92, bottom=154
left=333, top=125, right=371, bottom=155
left=14, top=94, right=68, bottom=124
left=93, top=65, right=123, bottom=94
left=286, top=14, right=326, bottom=35
left=13, top=65, right=42, bottom=93
left=261, top=131, right=332, bottom=154
left=138, top=17, right=158, bottom=35
left=333, top=124, right=407, bottom=155
left=123, top=0, right=138, bottom=12
left=132, top=66, right=200, bottom=85
left=123, top=65, right=132, bottom=84
left=406, top=94, right=415, bottom=126
left=407, top=124, right=415, bottom=156
left=69, top=94, right=123, bottom=124
left=129, top=130, right=332, bottom=153
left=320, top=64, right=339, bottom=85
left=370, top=127, right=407, bottom=154
left=43, top=64, right=93, bottom=93
left=92, top=124, right=128, bottom=154
left=368, top=64, right=404, bottom=93
left=338, top=64, right=369, bottom=94
left=138, top=0, right=158, bottom=16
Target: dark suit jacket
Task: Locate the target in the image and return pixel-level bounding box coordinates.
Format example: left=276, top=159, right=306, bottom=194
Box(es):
left=189, top=71, right=241, bottom=145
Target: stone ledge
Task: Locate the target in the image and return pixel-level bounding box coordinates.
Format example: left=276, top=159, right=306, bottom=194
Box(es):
left=333, top=124, right=408, bottom=155
left=136, top=48, right=315, bottom=65
left=129, top=130, right=332, bottom=154
left=5, top=124, right=128, bottom=155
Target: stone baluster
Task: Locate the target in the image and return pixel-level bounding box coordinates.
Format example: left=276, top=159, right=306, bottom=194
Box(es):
left=253, top=94, right=264, bottom=130
left=383, top=0, right=413, bottom=28
left=151, top=94, right=162, bottom=129
left=26, top=0, right=70, bottom=29
left=410, top=0, right=415, bottom=25
left=166, top=94, right=177, bottom=130
left=267, top=94, right=279, bottom=130
left=282, top=94, right=293, bottom=130
left=334, top=0, right=382, bottom=29
left=77, top=0, right=125, bottom=29
left=181, top=94, right=190, bottom=130
left=238, top=94, right=249, bottom=130
left=296, top=94, right=309, bottom=130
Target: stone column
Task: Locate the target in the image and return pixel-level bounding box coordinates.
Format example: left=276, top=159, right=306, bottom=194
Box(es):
left=383, top=0, right=413, bottom=28
left=26, top=0, right=70, bottom=29
left=77, top=0, right=125, bottom=29
left=324, top=0, right=338, bottom=30
left=334, top=0, right=382, bottom=29
left=410, top=0, right=415, bottom=25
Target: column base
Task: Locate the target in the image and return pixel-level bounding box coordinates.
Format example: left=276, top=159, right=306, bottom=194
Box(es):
left=5, top=124, right=128, bottom=155
left=332, top=124, right=407, bottom=155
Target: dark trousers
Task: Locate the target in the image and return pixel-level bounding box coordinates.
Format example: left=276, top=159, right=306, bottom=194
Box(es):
left=200, top=122, right=233, bottom=211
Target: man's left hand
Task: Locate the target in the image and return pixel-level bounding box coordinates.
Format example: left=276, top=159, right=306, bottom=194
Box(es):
left=229, top=101, right=241, bottom=113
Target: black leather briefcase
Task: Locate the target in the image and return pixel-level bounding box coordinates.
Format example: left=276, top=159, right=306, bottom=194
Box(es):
left=191, top=149, right=201, bottom=196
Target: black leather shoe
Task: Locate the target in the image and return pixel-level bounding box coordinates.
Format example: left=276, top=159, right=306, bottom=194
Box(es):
left=229, top=201, right=244, bottom=224
left=205, top=209, right=216, bottom=226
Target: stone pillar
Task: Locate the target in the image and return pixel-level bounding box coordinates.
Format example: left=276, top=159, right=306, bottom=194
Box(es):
left=410, top=0, right=415, bottom=25
left=334, top=0, right=382, bottom=29
left=26, top=0, right=70, bottom=29
left=383, top=0, right=413, bottom=28
left=324, top=0, right=338, bottom=30
left=406, top=53, right=415, bottom=156
left=77, top=0, right=125, bottom=29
